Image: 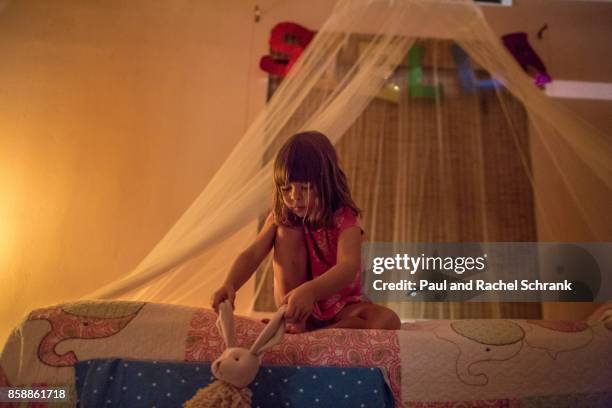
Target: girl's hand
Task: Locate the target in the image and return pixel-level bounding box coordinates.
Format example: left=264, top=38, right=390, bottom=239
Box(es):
left=211, top=284, right=236, bottom=313
left=282, top=284, right=315, bottom=324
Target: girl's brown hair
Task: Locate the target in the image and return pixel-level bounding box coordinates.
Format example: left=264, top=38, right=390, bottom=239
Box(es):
left=272, top=131, right=360, bottom=228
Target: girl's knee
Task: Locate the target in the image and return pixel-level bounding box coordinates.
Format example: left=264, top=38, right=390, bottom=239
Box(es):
left=275, top=225, right=306, bottom=251
left=274, top=226, right=307, bottom=265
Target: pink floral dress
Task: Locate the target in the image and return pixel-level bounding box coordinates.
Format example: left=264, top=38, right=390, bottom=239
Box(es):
left=304, top=206, right=368, bottom=321
left=269, top=206, right=368, bottom=321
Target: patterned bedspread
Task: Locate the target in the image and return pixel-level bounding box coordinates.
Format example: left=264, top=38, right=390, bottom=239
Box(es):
left=74, top=359, right=394, bottom=407
left=1, top=301, right=611, bottom=407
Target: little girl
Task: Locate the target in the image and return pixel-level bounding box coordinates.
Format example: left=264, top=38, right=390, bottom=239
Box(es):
left=211, top=131, right=400, bottom=332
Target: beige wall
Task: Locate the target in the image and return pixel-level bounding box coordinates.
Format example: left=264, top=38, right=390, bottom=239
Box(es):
left=1, top=0, right=610, bottom=342
left=0, top=0, right=259, bottom=343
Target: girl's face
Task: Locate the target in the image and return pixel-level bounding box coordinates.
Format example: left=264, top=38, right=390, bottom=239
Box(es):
left=280, top=182, right=317, bottom=218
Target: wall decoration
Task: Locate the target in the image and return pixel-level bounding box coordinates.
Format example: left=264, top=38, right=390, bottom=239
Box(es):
left=260, top=22, right=315, bottom=77
left=451, top=44, right=500, bottom=92
left=502, top=32, right=552, bottom=87
left=407, top=43, right=443, bottom=99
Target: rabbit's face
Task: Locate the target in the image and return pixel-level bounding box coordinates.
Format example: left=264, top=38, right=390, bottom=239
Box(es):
left=212, top=347, right=260, bottom=388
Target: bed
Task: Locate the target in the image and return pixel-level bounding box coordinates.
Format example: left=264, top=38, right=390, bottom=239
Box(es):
left=1, top=300, right=611, bottom=407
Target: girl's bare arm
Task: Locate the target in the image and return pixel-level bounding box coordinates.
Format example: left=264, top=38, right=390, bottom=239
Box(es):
left=223, top=216, right=277, bottom=291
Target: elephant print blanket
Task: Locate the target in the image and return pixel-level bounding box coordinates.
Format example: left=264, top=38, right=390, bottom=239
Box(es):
left=1, top=301, right=611, bottom=407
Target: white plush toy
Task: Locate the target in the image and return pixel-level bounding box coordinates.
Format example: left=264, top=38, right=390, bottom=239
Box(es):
left=184, top=300, right=287, bottom=408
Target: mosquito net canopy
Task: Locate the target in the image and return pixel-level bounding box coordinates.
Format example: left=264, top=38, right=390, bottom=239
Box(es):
left=15, top=0, right=612, bottom=321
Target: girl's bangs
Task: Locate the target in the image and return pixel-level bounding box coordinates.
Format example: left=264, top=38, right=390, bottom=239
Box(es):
left=274, top=145, right=320, bottom=187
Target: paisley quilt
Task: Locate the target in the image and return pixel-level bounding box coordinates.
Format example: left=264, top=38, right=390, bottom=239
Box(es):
left=1, top=301, right=611, bottom=407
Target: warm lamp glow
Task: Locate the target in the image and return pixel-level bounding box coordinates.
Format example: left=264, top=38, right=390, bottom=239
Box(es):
left=0, top=175, right=18, bottom=265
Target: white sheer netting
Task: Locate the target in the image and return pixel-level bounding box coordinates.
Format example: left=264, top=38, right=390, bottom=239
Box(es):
left=84, top=0, right=611, bottom=318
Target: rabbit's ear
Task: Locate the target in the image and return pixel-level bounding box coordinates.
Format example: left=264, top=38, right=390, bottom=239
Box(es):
left=250, top=305, right=287, bottom=357
left=216, top=300, right=236, bottom=348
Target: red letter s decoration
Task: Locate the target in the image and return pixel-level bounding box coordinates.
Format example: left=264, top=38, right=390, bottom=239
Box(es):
left=260, top=22, right=315, bottom=77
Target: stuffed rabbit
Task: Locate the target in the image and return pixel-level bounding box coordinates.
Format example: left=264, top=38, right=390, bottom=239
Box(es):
left=184, top=300, right=287, bottom=408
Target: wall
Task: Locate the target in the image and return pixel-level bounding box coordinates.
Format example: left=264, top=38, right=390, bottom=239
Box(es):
left=1, top=0, right=610, bottom=343
left=0, top=0, right=259, bottom=343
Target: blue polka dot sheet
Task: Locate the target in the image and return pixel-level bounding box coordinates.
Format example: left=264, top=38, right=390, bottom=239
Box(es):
left=74, top=359, right=394, bottom=407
